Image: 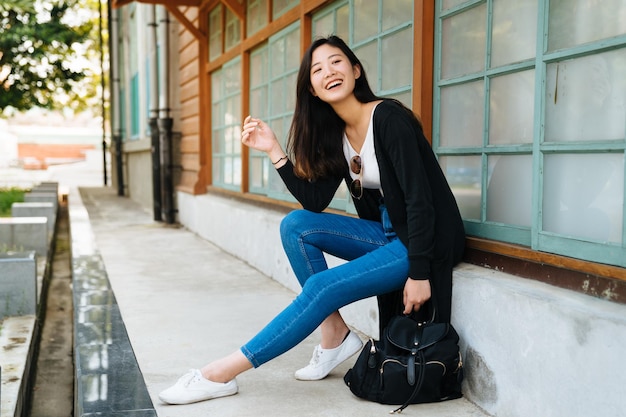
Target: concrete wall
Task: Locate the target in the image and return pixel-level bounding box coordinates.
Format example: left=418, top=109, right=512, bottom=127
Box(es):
left=177, top=191, right=626, bottom=417
left=124, top=139, right=154, bottom=212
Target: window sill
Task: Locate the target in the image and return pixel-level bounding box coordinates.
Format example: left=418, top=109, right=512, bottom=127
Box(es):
left=464, top=237, right=626, bottom=304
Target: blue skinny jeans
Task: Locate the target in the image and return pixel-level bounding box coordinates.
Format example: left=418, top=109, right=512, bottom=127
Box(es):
left=240, top=207, right=409, bottom=368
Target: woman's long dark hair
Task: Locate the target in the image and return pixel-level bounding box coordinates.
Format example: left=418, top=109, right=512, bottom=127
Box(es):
left=287, top=36, right=380, bottom=180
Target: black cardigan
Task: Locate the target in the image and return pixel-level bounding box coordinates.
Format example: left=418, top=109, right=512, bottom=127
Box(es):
left=277, top=100, right=465, bottom=327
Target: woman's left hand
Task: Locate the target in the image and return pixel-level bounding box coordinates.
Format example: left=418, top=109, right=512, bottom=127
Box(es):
left=402, top=278, right=431, bottom=314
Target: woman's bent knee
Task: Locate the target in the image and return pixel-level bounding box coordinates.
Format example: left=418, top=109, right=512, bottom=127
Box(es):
left=280, top=210, right=317, bottom=240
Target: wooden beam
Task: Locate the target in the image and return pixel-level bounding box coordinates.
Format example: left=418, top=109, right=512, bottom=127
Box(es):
left=413, top=0, right=434, bottom=141
left=221, top=0, right=245, bottom=20
left=165, top=4, right=207, bottom=42
left=111, top=0, right=201, bottom=9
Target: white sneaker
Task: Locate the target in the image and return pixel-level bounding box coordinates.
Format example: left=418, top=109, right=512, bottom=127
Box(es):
left=295, top=331, right=363, bottom=381
left=158, top=369, right=238, bottom=405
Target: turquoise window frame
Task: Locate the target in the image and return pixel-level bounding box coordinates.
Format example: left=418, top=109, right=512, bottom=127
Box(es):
left=211, top=57, right=242, bottom=192
left=263, top=23, right=301, bottom=203
left=432, top=0, right=626, bottom=268
left=246, top=22, right=301, bottom=204
left=130, top=72, right=140, bottom=140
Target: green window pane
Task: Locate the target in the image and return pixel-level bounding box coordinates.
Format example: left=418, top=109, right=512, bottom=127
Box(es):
left=225, top=7, right=241, bottom=51
left=441, top=3, right=486, bottom=79
left=209, top=5, right=222, bottom=60
left=442, top=0, right=468, bottom=10
left=354, top=0, right=379, bottom=43
left=250, top=50, right=268, bottom=88
left=487, top=155, right=532, bottom=227
left=312, top=4, right=350, bottom=40
left=439, top=81, right=484, bottom=148
left=440, top=155, right=482, bottom=221
left=545, top=50, right=626, bottom=142
left=354, top=41, right=378, bottom=92
left=247, top=0, right=268, bottom=38
left=382, top=0, right=412, bottom=32
left=381, top=29, right=413, bottom=91
left=130, top=73, right=140, bottom=138
left=548, top=0, right=626, bottom=51
left=489, top=70, right=535, bottom=145
left=211, top=58, right=242, bottom=191
left=272, top=0, right=298, bottom=19
left=543, top=153, right=624, bottom=244
left=491, top=0, right=538, bottom=67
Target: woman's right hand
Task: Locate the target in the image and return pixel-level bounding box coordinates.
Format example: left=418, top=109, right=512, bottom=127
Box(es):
left=241, top=116, right=280, bottom=153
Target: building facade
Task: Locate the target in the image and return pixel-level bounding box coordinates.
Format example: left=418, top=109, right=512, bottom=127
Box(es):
left=108, top=1, right=626, bottom=416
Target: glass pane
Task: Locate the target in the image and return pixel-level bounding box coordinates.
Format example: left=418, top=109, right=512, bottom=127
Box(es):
left=212, top=157, right=222, bottom=183
left=548, top=0, right=626, bottom=51
left=212, top=69, right=222, bottom=101
left=224, top=156, right=233, bottom=184
left=247, top=0, right=268, bottom=37
left=250, top=87, right=267, bottom=117
left=440, top=155, right=482, bottom=220
left=284, top=72, right=297, bottom=110
left=233, top=156, right=242, bottom=186
left=250, top=156, right=264, bottom=189
left=489, top=70, right=535, bottom=144
left=487, top=155, right=532, bottom=226
left=285, top=29, right=300, bottom=71
left=313, top=12, right=334, bottom=38
left=442, top=0, right=467, bottom=10
left=388, top=91, right=412, bottom=109
left=440, top=81, right=484, bottom=147
left=354, top=41, right=378, bottom=93
left=354, top=0, right=379, bottom=43
left=545, top=50, right=626, bottom=142
left=491, top=0, right=538, bottom=67
left=336, top=5, right=349, bottom=41
left=225, top=8, right=241, bottom=51
left=381, top=29, right=412, bottom=91
left=209, top=5, right=222, bottom=60
left=543, top=153, right=624, bottom=243
left=270, top=38, right=286, bottom=78
left=382, top=0, right=412, bottom=31
left=273, top=0, right=297, bottom=19
left=224, top=61, right=241, bottom=94
left=250, top=49, right=268, bottom=88
left=270, top=78, right=287, bottom=114
left=441, top=3, right=486, bottom=79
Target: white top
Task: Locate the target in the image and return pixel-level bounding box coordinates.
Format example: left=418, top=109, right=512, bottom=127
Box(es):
left=342, top=103, right=382, bottom=193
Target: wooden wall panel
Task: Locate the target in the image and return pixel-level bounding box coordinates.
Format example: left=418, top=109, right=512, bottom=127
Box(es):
left=181, top=96, right=200, bottom=118
left=174, top=6, right=203, bottom=194
left=177, top=169, right=200, bottom=193
left=180, top=41, right=200, bottom=68
left=179, top=60, right=199, bottom=83
left=180, top=77, right=200, bottom=102
left=179, top=24, right=197, bottom=48
left=181, top=152, right=201, bottom=171
left=181, top=114, right=200, bottom=135
left=180, top=135, right=200, bottom=153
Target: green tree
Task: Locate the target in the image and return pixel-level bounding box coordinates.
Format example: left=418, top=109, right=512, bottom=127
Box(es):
left=0, top=0, right=94, bottom=113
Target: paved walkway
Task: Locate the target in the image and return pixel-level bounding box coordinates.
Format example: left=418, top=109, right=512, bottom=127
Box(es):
left=5, top=156, right=490, bottom=416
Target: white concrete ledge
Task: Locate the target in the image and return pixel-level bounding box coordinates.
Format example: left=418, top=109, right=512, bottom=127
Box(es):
left=177, top=191, right=626, bottom=417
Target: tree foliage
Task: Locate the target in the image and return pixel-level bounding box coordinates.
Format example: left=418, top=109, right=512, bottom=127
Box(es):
left=0, top=0, right=95, bottom=113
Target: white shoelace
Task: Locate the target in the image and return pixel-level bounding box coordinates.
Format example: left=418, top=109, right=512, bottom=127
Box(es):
left=308, top=346, right=322, bottom=366
left=180, top=369, right=202, bottom=387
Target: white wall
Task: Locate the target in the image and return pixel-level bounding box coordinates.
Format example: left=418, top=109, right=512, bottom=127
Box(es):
left=178, top=191, right=626, bottom=417
left=0, top=120, right=18, bottom=167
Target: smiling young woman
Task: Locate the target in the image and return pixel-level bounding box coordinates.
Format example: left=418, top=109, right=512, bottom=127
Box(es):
left=158, top=35, right=465, bottom=407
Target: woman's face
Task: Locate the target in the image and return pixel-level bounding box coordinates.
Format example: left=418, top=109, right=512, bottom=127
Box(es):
left=309, top=44, right=361, bottom=105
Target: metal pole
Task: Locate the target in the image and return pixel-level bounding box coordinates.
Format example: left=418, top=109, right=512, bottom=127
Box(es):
left=99, top=0, right=108, bottom=186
